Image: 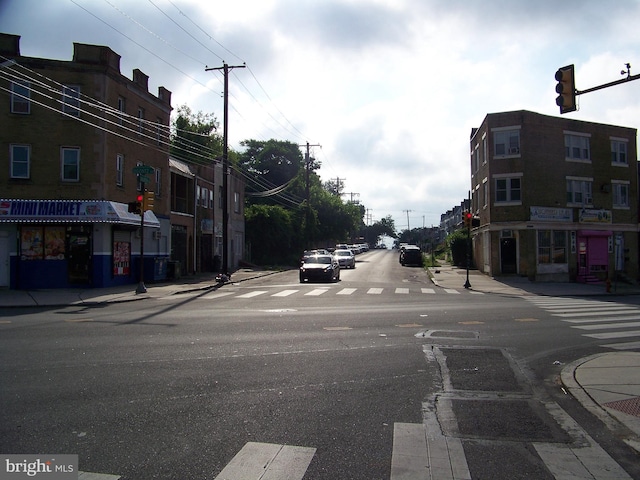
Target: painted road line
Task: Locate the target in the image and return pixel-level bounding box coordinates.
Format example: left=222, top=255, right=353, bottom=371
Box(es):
left=305, top=289, right=329, bottom=296
left=564, top=314, right=640, bottom=324
left=236, top=291, right=268, bottom=299
left=395, top=288, right=409, bottom=294
left=78, top=472, right=121, bottom=479
left=214, top=442, right=315, bottom=480
left=554, top=309, right=639, bottom=318
left=367, top=288, right=383, bottom=294
left=421, top=288, right=436, bottom=294
left=337, top=288, right=357, bottom=295
left=271, top=289, right=299, bottom=297
left=573, top=321, right=640, bottom=330
left=584, top=330, right=640, bottom=340
left=444, top=289, right=460, bottom=295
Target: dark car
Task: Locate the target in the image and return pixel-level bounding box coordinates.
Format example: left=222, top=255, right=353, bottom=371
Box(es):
left=300, top=254, right=340, bottom=283
left=400, top=245, right=423, bottom=266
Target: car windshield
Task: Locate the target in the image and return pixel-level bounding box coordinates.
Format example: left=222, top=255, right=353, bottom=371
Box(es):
left=306, top=256, right=332, bottom=264
left=336, top=251, right=350, bottom=256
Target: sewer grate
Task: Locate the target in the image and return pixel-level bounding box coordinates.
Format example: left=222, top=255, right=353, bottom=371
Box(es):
left=604, top=397, right=640, bottom=417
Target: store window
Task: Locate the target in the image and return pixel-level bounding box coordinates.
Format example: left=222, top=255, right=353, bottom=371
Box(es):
left=20, top=226, right=66, bottom=260
left=538, top=230, right=567, bottom=265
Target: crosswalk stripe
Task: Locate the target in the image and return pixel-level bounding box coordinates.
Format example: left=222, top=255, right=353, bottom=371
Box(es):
left=444, top=288, right=460, bottom=294
left=395, top=288, right=409, bottom=294
left=421, top=288, right=435, bottom=294
left=272, top=289, right=299, bottom=297
left=236, top=291, right=268, bottom=298
left=337, top=288, right=357, bottom=295
left=367, top=288, right=383, bottom=294
left=602, top=340, right=640, bottom=350
left=554, top=309, right=639, bottom=318
left=564, top=314, right=640, bottom=323
left=214, top=442, right=315, bottom=480
left=305, top=289, right=328, bottom=296
left=584, top=330, right=640, bottom=339
left=546, top=304, right=633, bottom=312
left=574, top=321, right=640, bottom=330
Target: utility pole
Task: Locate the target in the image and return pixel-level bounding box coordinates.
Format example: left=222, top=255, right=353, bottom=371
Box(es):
left=342, top=192, right=360, bottom=203
left=206, top=62, right=245, bottom=274
left=403, top=209, right=412, bottom=231
left=334, top=177, right=346, bottom=196
left=299, top=142, right=320, bottom=247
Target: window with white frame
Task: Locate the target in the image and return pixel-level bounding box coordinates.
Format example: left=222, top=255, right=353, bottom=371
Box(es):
left=612, top=181, right=630, bottom=208
left=209, top=189, right=214, bottom=208
left=10, top=144, right=30, bottom=178
left=538, top=230, right=567, bottom=265
left=62, top=85, right=80, bottom=116
left=493, top=128, right=520, bottom=156
left=196, top=185, right=201, bottom=206
left=117, top=97, right=125, bottom=125
left=482, top=134, right=487, bottom=164
left=482, top=178, right=488, bottom=208
left=566, top=177, right=592, bottom=205
left=116, top=154, right=124, bottom=186
left=564, top=133, right=590, bottom=161
left=202, top=187, right=209, bottom=208
left=11, top=81, right=30, bottom=114
left=495, top=175, right=521, bottom=203
left=611, top=138, right=628, bottom=165
left=137, top=107, right=144, bottom=134
left=61, top=147, right=80, bottom=181
left=234, top=192, right=241, bottom=213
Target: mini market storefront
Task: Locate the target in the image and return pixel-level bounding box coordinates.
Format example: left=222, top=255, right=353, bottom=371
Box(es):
left=0, top=199, right=166, bottom=290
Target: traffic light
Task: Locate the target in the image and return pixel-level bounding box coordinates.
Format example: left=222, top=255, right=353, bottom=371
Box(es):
left=555, top=64, right=576, bottom=114
left=143, top=190, right=155, bottom=211
left=127, top=194, right=143, bottom=214
left=464, top=212, right=472, bottom=228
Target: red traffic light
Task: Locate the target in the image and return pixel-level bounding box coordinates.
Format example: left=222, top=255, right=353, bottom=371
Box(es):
left=555, top=64, right=576, bottom=114
left=137, top=194, right=144, bottom=202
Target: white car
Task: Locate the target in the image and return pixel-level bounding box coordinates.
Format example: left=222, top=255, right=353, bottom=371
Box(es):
left=333, top=249, right=355, bottom=268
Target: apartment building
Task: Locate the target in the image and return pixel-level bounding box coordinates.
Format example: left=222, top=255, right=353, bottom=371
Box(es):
left=0, top=34, right=172, bottom=289
left=469, top=110, right=638, bottom=283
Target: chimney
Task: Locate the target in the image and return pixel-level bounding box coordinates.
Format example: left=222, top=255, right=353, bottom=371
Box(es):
left=0, top=33, right=20, bottom=57
left=133, top=69, right=149, bottom=92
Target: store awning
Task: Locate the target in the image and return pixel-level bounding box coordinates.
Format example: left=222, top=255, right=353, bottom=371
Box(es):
left=0, top=199, right=160, bottom=228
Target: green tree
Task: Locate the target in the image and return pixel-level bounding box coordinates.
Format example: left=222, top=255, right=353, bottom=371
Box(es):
left=362, top=215, right=397, bottom=245
left=245, top=204, right=296, bottom=265
left=170, top=104, right=222, bottom=164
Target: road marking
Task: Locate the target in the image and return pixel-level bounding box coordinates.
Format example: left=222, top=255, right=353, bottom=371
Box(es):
left=515, top=318, right=539, bottom=322
left=337, top=288, right=357, bottom=295
left=573, top=321, right=640, bottom=331
left=564, top=314, right=640, bottom=324
left=214, top=442, right=316, bottom=480
left=203, top=291, right=235, bottom=299
left=236, top=291, right=268, bottom=298
left=421, top=288, right=435, bottom=294
left=324, top=326, right=352, bottom=331
left=78, top=472, right=121, bottom=479
left=553, top=308, right=639, bottom=318
left=367, top=288, right=383, bottom=294
left=395, top=288, right=409, bottom=294
left=444, top=288, right=460, bottom=294
left=271, top=289, right=299, bottom=297
left=603, top=340, right=640, bottom=350
left=305, top=288, right=329, bottom=296
left=584, top=330, right=640, bottom=339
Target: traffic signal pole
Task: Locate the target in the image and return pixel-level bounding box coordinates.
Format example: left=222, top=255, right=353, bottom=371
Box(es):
left=136, top=187, right=147, bottom=294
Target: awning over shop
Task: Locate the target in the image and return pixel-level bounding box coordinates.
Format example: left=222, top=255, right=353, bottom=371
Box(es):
left=0, top=199, right=160, bottom=228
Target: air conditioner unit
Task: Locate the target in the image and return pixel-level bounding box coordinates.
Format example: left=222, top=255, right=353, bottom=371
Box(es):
left=508, top=147, right=520, bottom=154
left=153, top=230, right=162, bottom=240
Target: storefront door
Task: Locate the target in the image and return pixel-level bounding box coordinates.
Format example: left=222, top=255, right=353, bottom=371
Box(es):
left=67, top=227, right=91, bottom=284
left=500, top=238, right=517, bottom=274
left=0, top=232, right=8, bottom=287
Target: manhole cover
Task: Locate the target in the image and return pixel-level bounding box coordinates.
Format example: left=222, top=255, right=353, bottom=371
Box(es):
left=450, top=398, right=570, bottom=442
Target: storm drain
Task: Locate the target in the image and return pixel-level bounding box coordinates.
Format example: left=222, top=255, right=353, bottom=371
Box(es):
left=604, top=397, right=640, bottom=417
left=449, top=398, right=571, bottom=442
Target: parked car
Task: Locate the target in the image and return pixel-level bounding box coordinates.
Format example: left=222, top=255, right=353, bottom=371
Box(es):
left=299, top=254, right=341, bottom=282
left=333, top=249, right=356, bottom=268
left=400, top=245, right=423, bottom=266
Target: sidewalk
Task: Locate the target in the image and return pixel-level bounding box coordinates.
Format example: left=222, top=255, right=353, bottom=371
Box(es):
left=1, top=264, right=639, bottom=454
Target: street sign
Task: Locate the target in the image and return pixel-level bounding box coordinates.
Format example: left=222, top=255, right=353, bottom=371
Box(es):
left=132, top=165, right=154, bottom=175
left=138, top=174, right=150, bottom=184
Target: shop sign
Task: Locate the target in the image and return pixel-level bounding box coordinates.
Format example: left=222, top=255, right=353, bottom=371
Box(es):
left=530, top=206, right=572, bottom=222
left=579, top=208, right=612, bottom=224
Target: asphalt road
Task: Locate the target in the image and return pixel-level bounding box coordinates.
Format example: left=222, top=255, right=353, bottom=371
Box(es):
left=1, top=249, right=638, bottom=479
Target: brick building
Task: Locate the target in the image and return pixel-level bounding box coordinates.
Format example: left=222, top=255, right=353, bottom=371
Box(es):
left=469, top=110, right=638, bottom=283
left=0, top=34, right=172, bottom=288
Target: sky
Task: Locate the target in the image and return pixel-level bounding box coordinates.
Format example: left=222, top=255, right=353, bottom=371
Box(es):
left=2, top=0, right=640, bottom=232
